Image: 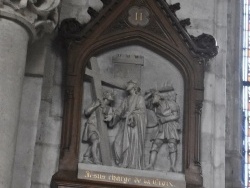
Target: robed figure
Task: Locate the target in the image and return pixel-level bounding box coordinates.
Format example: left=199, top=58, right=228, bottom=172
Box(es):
left=112, top=80, right=147, bottom=170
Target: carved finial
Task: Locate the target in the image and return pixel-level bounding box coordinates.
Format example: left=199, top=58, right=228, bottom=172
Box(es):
left=180, top=18, right=191, bottom=29
left=191, top=33, right=219, bottom=61
left=169, top=3, right=180, bottom=14
left=101, top=0, right=112, bottom=5
left=58, top=18, right=84, bottom=41
left=88, top=7, right=99, bottom=19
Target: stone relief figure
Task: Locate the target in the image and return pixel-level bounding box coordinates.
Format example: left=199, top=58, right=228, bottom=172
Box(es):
left=82, top=91, right=115, bottom=165
left=145, top=90, right=181, bottom=172
left=111, top=80, right=147, bottom=170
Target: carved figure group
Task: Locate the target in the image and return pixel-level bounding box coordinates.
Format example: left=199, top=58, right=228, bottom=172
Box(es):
left=81, top=80, right=181, bottom=173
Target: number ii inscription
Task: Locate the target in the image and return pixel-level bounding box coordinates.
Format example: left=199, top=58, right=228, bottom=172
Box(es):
left=128, top=6, right=149, bottom=26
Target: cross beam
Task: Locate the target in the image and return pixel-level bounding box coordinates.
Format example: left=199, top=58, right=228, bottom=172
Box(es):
left=85, top=68, right=126, bottom=90
left=84, top=57, right=126, bottom=166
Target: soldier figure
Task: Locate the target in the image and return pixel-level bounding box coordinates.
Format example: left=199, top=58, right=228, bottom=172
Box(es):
left=145, top=90, right=180, bottom=172
left=82, top=91, right=114, bottom=164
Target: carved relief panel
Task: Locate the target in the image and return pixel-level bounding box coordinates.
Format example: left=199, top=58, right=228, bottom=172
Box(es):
left=79, top=45, right=184, bottom=173
left=51, top=1, right=218, bottom=188
left=78, top=47, right=185, bottom=187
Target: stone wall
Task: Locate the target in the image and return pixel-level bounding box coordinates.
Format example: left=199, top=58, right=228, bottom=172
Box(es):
left=11, top=0, right=242, bottom=188
left=170, top=1, right=232, bottom=187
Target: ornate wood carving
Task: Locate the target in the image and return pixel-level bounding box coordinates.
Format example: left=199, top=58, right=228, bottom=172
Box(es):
left=51, top=0, right=218, bottom=188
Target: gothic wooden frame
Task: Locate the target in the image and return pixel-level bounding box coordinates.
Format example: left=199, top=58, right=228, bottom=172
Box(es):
left=51, top=1, right=218, bottom=188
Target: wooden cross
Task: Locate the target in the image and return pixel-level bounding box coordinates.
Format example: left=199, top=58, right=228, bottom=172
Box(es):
left=85, top=57, right=126, bottom=166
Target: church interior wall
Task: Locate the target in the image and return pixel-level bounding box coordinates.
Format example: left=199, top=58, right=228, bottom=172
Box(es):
left=10, top=0, right=242, bottom=187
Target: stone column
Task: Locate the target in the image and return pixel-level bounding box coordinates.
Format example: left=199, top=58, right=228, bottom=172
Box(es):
left=0, top=17, right=30, bottom=188
left=0, top=1, right=60, bottom=187
left=11, top=37, right=51, bottom=188
left=225, top=0, right=243, bottom=187
left=201, top=0, right=228, bottom=187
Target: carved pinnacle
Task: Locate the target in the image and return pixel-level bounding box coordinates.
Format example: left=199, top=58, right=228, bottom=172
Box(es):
left=101, top=0, right=112, bottom=5
left=180, top=18, right=191, bottom=28
left=88, top=7, right=99, bottom=19
left=169, top=3, right=180, bottom=14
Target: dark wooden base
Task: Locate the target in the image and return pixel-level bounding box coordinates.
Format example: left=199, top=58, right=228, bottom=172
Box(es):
left=51, top=170, right=203, bottom=188
left=51, top=171, right=148, bottom=188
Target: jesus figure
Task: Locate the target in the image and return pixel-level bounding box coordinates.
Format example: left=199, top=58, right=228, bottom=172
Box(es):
left=112, top=80, right=147, bottom=170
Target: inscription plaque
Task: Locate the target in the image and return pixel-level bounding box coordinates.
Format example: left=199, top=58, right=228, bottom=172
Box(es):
left=78, top=164, right=186, bottom=188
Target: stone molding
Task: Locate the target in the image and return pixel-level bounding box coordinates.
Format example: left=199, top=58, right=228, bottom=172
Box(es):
left=0, top=0, right=60, bottom=41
